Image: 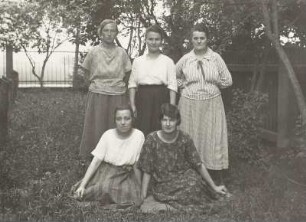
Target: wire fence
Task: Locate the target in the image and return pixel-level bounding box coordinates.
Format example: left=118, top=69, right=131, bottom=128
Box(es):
left=1, top=50, right=76, bottom=87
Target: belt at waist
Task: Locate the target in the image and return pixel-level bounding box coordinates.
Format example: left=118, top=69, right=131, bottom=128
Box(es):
left=138, top=84, right=166, bottom=88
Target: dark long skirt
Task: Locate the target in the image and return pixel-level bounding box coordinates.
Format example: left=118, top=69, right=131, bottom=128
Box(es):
left=79, top=92, right=128, bottom=159
left=135, top=85, right=169, bottom=136
left=70, top=162, right=141, bottom=206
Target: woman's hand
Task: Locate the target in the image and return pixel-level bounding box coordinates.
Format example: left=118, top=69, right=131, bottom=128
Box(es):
left=213, top=185, right=227, bottom=195
left=131, top=104, right=137, bottom=118
left=75, top=186, right=86, bottom=199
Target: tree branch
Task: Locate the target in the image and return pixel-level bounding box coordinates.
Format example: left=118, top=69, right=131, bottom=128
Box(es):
left=260, top=0, right=306, bottom=124
left=271, top=0, right=279, bottom=41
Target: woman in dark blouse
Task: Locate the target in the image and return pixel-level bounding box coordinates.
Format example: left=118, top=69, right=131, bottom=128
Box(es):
left=137, top=103, right=229, bottom=212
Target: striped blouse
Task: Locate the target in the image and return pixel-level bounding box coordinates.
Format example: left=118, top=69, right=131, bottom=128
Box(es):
left=176, top=48, right=232, bottom=100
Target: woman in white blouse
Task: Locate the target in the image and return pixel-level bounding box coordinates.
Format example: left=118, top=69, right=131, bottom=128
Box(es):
left=71, top=106, right=145, bottom=207
left=128, top=25, right=177, bottom=136
left=176, top=23, right=232, bottom=185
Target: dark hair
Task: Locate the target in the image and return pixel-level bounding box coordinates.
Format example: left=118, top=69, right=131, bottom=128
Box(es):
left=145, top=24, right=164, bottom=39
left=114, top=105, right=134, bottom=124
left=159, top=103, right=181, bottom=125
left=191, top=23, right=209, bottom=39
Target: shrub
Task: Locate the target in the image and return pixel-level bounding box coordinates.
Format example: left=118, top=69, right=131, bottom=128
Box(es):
left=227, top=89, right=268, bottom=164
left=291, top=115, right=306, bottom=151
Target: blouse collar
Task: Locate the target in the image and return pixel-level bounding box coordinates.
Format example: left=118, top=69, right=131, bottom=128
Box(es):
left=190, top=47, right=214, bottom=61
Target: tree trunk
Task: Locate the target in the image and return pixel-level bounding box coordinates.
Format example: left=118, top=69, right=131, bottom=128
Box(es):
left=40, top=59, right=48, bottom=88
left=275, top=43, right=306, bottom=124
left=255, top=45, right=271, bottom=91
left=73, top=27, right=80, bottom=88
left=261, top=0, right=306, bottom=125
left=6, top=44, right=13, bottom=78
left=0, top=78, right=10, bottom=146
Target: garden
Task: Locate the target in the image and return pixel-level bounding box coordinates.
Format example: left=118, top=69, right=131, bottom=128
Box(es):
left=0, top=88, right=305, bottom=222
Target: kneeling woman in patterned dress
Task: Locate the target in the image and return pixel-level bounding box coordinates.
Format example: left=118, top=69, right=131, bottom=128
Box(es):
left=137, top=103, right=229, bottom=212
left=71, top=106, right=145, bottom=207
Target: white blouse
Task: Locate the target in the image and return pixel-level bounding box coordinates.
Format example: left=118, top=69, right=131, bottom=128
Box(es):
left=128, top=54, right=177, bottom=92
left=91, top=128, right=145, bottom=166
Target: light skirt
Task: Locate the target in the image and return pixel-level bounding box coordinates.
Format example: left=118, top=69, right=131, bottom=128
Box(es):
left=178, top=95, right=229, bottom=170
left=79, top=92, right=128, bottom=158
left=71, top=162, right=141, bottom=206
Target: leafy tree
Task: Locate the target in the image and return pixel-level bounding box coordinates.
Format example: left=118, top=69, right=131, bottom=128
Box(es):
left=114, top=0, right=306, bottom=127
left=259, top=0, right=306, bottom=124
left=0, top=0, right=71, bottom=87
left=38, top=0, right=120, bottom=86
left=115, top=0, right=257, bottom=61
left=0, top=0, right=117, bottom=87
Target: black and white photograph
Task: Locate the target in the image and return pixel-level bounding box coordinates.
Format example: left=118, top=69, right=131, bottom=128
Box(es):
left=0, top=0, right=305, bottom=221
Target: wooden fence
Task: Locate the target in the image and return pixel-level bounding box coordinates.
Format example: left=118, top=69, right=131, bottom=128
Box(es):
left=224, top=48, right=306, bottom=148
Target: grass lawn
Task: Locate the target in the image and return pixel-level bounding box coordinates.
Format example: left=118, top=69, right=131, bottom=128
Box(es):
left=0, top=88, right=306, bottom=222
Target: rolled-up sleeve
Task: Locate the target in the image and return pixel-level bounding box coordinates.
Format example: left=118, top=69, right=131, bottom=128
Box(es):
left=91, top=133, right=107, bottom=160
left=175, top=57, right=186, bottom=89
left=134, top=132, right=145, bottom=162
left=123, top=50, right=132, bottom=73
left=81, top=50, right=93, bottom=72
left=215, top=54, right=232, bottom=89
left=128, top=59, right=138, bottom=89
left=137, top=135, right=155, bottom=174
left=167, top=60, right=178, bottom=92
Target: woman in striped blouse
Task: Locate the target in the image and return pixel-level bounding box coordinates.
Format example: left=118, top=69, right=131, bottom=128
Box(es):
left=176, top=23, right=232, bottom=185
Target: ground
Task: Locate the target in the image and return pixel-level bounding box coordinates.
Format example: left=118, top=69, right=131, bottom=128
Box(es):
left=0, top=88, right=305, bottom=222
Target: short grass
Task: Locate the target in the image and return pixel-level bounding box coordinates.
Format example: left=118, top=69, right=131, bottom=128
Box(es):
left=0, top=88, right=305, bottom=222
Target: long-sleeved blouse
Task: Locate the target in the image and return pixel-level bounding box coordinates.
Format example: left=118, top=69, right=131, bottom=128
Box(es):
left=176, top=48, right=232, bottom=100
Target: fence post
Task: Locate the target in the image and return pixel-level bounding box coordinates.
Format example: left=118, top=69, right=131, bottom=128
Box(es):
left=277, top=62, right=294, bottom=148
left=0, top=77, right=10, bottom=146
left=6, top=44, right=13, bottom=78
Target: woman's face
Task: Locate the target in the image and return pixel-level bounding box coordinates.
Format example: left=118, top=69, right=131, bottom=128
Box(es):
left=191, top=31, right=208, bottom=51
left=115, top=110, right=133, bottom=134
left=146, top=31, right=162, bottom=53
left=161, top=115, right=178, bottom=134
left=100, top=23, right=118, bottom=44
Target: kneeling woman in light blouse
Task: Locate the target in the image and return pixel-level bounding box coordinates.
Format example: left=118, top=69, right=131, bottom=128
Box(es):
left=71, top=106, right=145, bottom=207
left=128, top=25, right=177, bottom=136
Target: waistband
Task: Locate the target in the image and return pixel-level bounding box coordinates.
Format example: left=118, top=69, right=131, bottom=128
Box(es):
left=138, top=84, right=166, bottom=88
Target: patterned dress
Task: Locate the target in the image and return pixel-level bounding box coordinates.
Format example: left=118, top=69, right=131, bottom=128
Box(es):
left=137, top=130, right=217, bottom=211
